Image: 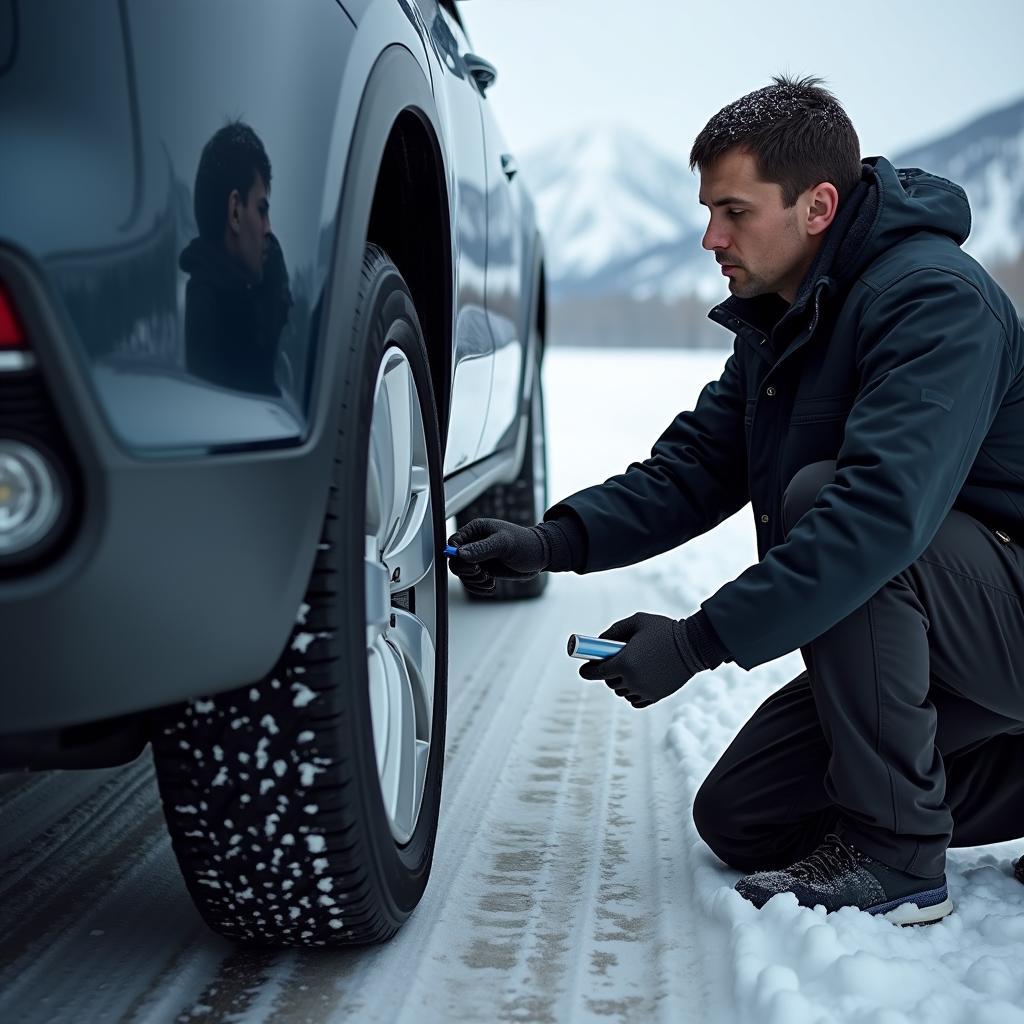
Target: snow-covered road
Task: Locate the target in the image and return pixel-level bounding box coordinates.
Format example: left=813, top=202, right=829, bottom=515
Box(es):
left=0, top=567, right=724, bottom=1024
left=1, top=349, right=1022, bottom=1023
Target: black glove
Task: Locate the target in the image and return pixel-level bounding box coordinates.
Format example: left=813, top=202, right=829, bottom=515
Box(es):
left=577, top=611, right=707, bottom=708
left=447, top=518, right=552, bottom=594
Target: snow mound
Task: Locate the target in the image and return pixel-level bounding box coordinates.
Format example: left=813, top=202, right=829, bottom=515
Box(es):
left=663, top=612, right=1024, bottom=1024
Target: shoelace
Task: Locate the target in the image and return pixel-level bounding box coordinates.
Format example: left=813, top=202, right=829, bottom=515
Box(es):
left=785, top=833, right=861, bottom=884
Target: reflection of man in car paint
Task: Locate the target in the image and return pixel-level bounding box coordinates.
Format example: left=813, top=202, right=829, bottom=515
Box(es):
left=180, top=120, right=292, bottom=395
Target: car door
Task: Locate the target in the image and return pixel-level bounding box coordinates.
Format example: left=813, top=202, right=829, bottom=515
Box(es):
left=468, top=26, right=525, bottom=458
left=424, top=0, right=494, bottom=477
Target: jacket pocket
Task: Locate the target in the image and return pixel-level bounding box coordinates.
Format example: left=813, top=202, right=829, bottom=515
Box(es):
left=789, top=393, right=855, bottom=425
left=921, top=387, right=954, bottom=411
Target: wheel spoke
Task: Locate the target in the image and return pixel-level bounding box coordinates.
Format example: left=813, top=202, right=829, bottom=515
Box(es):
left=413, top=738, right=430, bottom=822
left=385, top=635, right=417, bottom=840
left=366, top=636, right=393, bottom=787
left=369, top=381, right=397, bottom=551
left=364, top=537, right=390, bottom=647
left=376, top=354, right=415, bottom=553
left=368, top=633, right=414, bottom=830
left=365, top=433, right=386, bottom=545
left=383, top=466, right=432, bottom=592
left=389, top=607, right=435, bottom=727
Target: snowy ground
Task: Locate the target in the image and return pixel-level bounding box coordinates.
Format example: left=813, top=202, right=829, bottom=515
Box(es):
left=548, top=346, right=1024, bottom=1024
left=0, top=347, right=1022, bottom=1023
left=546, top=347, right=1024, bottom=1024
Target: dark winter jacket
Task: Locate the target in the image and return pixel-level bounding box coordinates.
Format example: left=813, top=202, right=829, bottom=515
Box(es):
left=179, top=232, right=292, bottom=395
left=543, top=155, right=1024, bottom=671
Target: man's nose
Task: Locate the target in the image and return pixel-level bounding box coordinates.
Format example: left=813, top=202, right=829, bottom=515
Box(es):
left=702, top=224, right=729, bottom=251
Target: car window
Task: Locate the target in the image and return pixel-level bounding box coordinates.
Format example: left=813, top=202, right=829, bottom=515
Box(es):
left=439, top=0, right=468, bottom=40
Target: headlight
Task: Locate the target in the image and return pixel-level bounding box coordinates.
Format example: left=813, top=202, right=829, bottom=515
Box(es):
left=0, top=439, right=63, bottom=557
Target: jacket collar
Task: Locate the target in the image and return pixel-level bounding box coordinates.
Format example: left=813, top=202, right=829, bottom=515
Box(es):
left=179, top=235, right=257, bottom=294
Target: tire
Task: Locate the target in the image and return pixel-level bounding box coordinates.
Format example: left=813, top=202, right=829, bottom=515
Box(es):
left=455, top=330, right=549, bottom=600
left=150, top=244, right=448, bottom=947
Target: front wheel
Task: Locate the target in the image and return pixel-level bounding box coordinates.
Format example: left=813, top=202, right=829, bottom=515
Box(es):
left=151, top=245, right=447, bottom=947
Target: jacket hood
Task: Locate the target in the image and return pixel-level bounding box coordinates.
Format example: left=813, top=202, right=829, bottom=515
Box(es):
left=179, top=235, right=255, bottom=294
left=863, top=155, right=971, bottom=249
left=839, top=155, right=972, bottom=283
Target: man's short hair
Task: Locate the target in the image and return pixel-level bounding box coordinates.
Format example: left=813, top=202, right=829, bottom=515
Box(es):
left=194, top=120, right=272, bottom=242
left=689, top=74, right=862, bottom=207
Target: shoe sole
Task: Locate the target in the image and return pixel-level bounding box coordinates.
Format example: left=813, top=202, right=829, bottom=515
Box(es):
left=870, top=886, right=954, bottom=926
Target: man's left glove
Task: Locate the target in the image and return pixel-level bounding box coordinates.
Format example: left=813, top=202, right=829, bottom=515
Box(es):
left=578, top=611, right=708, bottom=708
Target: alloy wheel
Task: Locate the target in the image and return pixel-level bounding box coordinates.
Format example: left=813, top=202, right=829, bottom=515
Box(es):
left=364, top=343, right=438, bottom=844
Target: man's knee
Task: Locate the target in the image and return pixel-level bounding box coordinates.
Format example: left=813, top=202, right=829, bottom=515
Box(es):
left=782, top=459, right=838, bottom=537
left=692, top=774, right=722, bottom=845
left=693, top=770, right=746, bottom=866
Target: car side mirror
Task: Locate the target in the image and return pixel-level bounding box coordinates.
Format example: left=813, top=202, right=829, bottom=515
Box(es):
left=464, top=52, right=497, bottom=94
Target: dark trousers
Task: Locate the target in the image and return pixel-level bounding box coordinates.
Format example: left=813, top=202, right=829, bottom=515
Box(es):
left=694, top=459, right=1024, bottom=878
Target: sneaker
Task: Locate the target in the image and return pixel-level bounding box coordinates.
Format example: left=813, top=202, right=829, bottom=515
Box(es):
left=734, top=832, right=954, bottom=925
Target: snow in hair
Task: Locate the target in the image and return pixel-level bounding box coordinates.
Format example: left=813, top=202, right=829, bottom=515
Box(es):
left=712, top=75, right=846, bottom=138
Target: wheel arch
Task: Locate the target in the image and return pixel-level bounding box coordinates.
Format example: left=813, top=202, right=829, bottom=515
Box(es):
left=316, top=44, right=453, bottom=459
left=365, top=111, right=453, bottom=450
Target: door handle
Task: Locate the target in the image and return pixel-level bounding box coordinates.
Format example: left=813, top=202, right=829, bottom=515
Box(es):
left=463, top=52, right=497, bottom=94
left=500, top=153, right=518, bottom=181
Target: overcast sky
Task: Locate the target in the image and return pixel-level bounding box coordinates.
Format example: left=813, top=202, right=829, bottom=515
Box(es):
left=458, top=0, right=1024, bottom=163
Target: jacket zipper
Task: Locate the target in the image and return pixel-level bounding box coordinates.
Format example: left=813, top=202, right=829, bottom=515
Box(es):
left=808, top=287, right=822, bottom=336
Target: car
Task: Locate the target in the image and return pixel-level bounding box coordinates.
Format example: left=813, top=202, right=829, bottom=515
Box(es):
left=0, top=0, right=548, bottom=948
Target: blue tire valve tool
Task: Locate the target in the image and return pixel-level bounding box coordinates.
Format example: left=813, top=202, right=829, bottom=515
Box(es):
left=443, top=545, right=458, bottom=557
left=567, top=634, right=626, bottom=660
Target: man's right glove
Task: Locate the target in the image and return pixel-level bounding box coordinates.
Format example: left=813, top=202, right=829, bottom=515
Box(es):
left=446, top=518, right=550, bottom=595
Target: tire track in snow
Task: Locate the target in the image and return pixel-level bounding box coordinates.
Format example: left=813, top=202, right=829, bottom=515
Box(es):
left=0, top=757, right=236, bottom=1023
left=0, top=809, right=205, bottom=1021
left=647, top=680, right=729, bottom=1022
left=345, top=571, right=712, bottom=1023
left=154, top=584, right=568, bottom=1022
left=266, top=587, right=586, bottom=1022
left=0, top=758, right=160, bottom=943
left=0, top=763, right=143, bottom=883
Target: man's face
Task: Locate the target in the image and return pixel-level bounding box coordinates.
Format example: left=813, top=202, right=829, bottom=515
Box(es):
left=698, top=148, right=835, bottom=304
left=227, top=174, right=271, bottom=281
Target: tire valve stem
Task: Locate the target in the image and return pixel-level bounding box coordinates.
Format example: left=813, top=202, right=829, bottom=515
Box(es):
left=389, top=613, right=397, bottom=628
left=391, top=567, right=401, bottom=583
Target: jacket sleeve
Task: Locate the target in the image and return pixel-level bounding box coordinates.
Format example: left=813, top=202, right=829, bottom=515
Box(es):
left=701, top=269, right=1018, bottom=671
left=542, top=337, right=750, bottom=572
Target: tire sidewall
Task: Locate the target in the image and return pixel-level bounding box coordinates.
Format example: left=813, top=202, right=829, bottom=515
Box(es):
left=333, top=250, right=447, bottom=919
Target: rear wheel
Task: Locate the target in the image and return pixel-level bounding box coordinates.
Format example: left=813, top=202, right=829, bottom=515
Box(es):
left=456, top=332, right=549, bottom=600
left=150, top=244, right=447, bottom=947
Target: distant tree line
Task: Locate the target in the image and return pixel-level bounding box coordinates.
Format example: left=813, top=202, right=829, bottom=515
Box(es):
left=550, top=255, right=1023, bottom=349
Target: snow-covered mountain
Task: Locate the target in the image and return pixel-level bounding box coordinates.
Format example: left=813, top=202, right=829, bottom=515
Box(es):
left=894, top=99, right=1024, bottom=267
left=522, top=123, right=705, bottom=289
left=523, top=96, right=1024, bottom=303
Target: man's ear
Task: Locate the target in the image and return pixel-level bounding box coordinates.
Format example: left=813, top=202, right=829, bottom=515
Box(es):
left=806, top=182, right=839, bottom=237
left=226, top=189, right=243, bottom=237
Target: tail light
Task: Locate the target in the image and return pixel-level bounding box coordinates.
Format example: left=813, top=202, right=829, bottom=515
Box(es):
left=0, top=283, right=25, bottom=348
left=0, top=275, right=77, bottom=571
left=0, top=283, right=34, bottom=372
